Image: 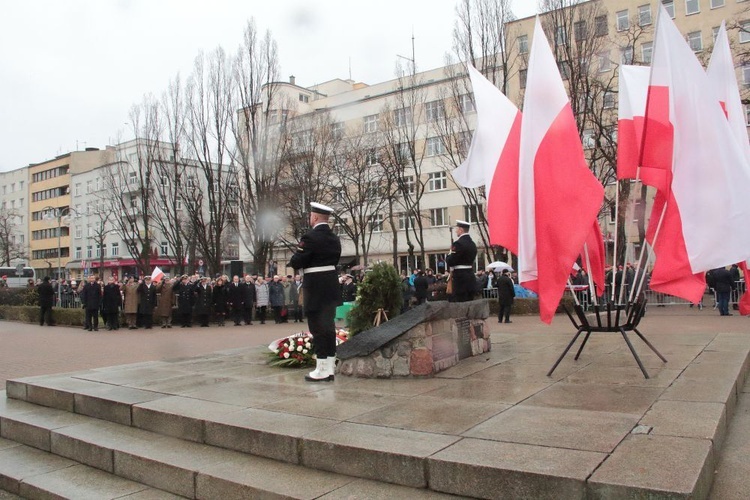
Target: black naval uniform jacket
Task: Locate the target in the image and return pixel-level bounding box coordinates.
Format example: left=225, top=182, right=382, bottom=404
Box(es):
left=445, top=233, right=478, bottom=298
left=289, top=223, right=342, bottom=313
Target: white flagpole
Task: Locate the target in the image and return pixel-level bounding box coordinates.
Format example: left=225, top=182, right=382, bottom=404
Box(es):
left=583, top=242, right=598, bottom=307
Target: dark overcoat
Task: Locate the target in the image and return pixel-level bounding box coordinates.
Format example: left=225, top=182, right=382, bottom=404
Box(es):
left=289, top=223, right=342, bottom=313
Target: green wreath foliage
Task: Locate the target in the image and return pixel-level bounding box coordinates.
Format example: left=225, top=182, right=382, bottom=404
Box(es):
left=348, top=262, right=402, bottom=336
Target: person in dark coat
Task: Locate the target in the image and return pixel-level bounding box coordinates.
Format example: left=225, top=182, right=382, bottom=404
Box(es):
left=712, top=266, right=736, bottom=316
left=289, top=202, right=342, bottom=382
left=193, top=277, right=213, bottom=327
left=268, top=275, right=285, bottom=323
left=102, top=276, right=122, bottom=330
left=227, top=275, right=245, bottom=326
left=79, top=275, right=102, bottom=331
left=213, top=277, right=229, bottom=326
left=413, top=271, right=429, bottom=305
left=495, top=269, right=516, bottom=323
left=37, top=276, right=55, bottom=326
left=242, top=274, right=256, bottom=325
left=173, top=275, right=194, bottom=328
left=137, top=276, right=158, bottom=329
left=341, top=274, right=357, bottom=302
left=445, top=220, right=478, bottom=302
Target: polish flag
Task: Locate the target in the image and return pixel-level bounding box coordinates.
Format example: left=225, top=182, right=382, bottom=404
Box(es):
left=452, top=64, right=521, bottom=254
left=642, top=5, right=750, bottom=303
left=707, top=22, right=750, bottom=315
left=151, top=267, right=165, bottom=283
left=616, top=65, right=670, bottom=193
left=517, top=19, right=604, bottom=323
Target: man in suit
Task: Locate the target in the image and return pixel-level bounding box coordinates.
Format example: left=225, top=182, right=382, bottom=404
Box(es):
left=290, top=202, right=342, bottom=382
left=137, top=276, right=158, bottom=329
left=228, top=275, right=245, bottom=326
left=80, top=275, right=102, bottom=331
left=445, top=220, right=478, bottom=302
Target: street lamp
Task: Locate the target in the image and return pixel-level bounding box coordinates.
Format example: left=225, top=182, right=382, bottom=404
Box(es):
left=42, top=206, right=77, bottom=306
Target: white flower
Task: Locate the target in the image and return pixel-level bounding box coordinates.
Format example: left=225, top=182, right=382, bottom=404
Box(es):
left=297, top=346, right=303, bottom=352
left=305, top=342, right=311, bottom=349
left=283, top=352, right=290, bottom=359
left=302, top=349, right=308, bottom=354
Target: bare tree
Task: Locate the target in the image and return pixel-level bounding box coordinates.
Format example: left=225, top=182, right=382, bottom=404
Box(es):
left=329, top=128, right=392, bottom=266
left=0, top=207, right=26, bottom=266
left=183, top=47, right=236, bottom=277
left=230, top=19, right=284, bottom=276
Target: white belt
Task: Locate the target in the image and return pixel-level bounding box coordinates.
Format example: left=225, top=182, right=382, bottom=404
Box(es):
left=304, top=266, right=336, bottom=273
left=453, top=265, right=472, bottom=270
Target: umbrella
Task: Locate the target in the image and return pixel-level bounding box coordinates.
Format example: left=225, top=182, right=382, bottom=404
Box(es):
left=486, top=261, right=514, bottom=272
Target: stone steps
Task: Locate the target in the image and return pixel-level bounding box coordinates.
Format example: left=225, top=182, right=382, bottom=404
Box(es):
left=0, top=389, right=465, bottom=499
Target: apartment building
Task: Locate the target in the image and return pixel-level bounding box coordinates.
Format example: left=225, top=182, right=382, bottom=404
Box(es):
left=0, top=166, right=30, bottom=267
left=28, top=148, right=115, bottom=279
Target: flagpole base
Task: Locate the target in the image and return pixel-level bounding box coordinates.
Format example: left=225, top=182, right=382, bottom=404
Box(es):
left=548, top=299, right=666, bottom=379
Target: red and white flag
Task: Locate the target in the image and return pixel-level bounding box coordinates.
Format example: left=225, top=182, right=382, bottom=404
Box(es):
left=452, top=64, right=521, bottom=254
left=151, top=266, right=165, bottom=283
left=517, top=19, right=604, bottom=322
left=707, top=22, right=750, bottom=315
left=642, top=5, right=750, bottom=303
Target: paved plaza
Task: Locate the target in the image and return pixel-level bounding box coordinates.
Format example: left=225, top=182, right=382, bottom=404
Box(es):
left=0, top=306, right=748, bottom=498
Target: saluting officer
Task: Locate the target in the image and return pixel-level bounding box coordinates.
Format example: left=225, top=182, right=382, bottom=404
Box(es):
left=445, top=220, right=478, bottom=302
left=289, top=202, right=342, bottom=382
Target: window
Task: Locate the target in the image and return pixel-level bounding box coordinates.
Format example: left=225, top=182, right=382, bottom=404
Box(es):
left=86, top=180, right=92, bottom=194
left=582, top=129, right=595, bottom=149
left=556, top=26, right=567, bottom=46
left=426, top=137, right=446, bottom=157
left=75, top=247, right=82, bottom=259
left=638, top=5, right=652, bottom=26
left=594, top=15, right=608, bottom=36
left=365, top=181, right=381, bottom=199
left=743, top=65, right=750, bottom=85
left=459, top=94, right=475, bottom=113
left=616, top=10, right=629, bottom=31
left=368, top=214, right=384, bottom=233
left=427, top=171, right=447, bottom=191
left=686, top=0, right=699, bottom=15
left=397, top=213, right=416, bottom=230
left=128, top=171, right=137, bottom=185
left=95, top=245, right=101, bottom=258
left=662, top=1, right=675, bottom=18
left=111, top=242, right=119, bottom=257
left=687, top=31, right=702, bottom=52
left=75, top=183, right=81, bottom=196
left=394, top=107, right=412, bottom=127
left=298, top=93, right=309, bottom=103
left=129, top=195, right=137, bottom=209
left=741, top=22, right=750, bottom=43
left=401, top=175, right=415, bottom=195
left=332, top=121, right=344, bottom=138
left=603, top=91, right=616, bottom=109
left=160, top=175, right=169, bottom=186
left=621, top=46, right=634, bottom=65
left=641, top=42, right=653, bottom=64
left=86, top=245, right=93, bottom=258
left=598, top=52, right=611, bottom=72
left=558, top=60, right=570, bottom=80
left=425, top=100, right=445, bottom=122
left=396, top=142, right=410, bottom=163
left=161, top=241, right=168, bottom=255
left=75, top=226, right=82, bottom=239
left=365, top=148, right=380, bottom=166
left=519, top=69, right=527, bottom=89
left=363, top=114, right=378, bottom=133
left=518, top=35, right=528, bottom=54
left=574, top=21, right=587, bottom=42
left=713, top=26, right=720, bottom=42
left=463, top=205, right=480, bottom=223
left=87, top=225, right=93, bottom=238
left=430, top=208, right=447, bottom=227
left=186, top=175, right=196, bottom=188
left=710, top=0, right=724, bottom=8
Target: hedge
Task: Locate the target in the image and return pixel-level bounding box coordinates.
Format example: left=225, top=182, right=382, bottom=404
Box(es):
left=0, top=306, right=86, bottom=326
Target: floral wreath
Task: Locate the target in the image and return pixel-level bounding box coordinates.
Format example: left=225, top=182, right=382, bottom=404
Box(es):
left=267, top=329, right=349, bottom=367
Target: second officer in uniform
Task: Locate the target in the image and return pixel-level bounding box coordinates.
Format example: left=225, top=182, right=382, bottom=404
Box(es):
left=445, top=220, right=477, bottom=302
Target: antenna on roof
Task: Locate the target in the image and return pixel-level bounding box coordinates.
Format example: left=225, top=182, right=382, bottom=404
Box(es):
left=396, top=28, right=416, bottom=76
left=348, top=57, right=352, bottom=81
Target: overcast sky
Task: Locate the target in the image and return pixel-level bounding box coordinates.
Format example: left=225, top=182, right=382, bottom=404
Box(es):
left=0, top=0, right=537, bottom=173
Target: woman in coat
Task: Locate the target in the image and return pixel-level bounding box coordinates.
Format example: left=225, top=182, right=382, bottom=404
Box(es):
left=193, top=277, right=213, bottom=327
left=255, top=277, right=269, bottom=325
left=268, top=275, right=285, bottom=323
left=212, top=277, right=229, bottom=326
left=102, top=276, right=122, bottom=330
